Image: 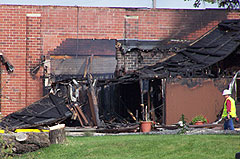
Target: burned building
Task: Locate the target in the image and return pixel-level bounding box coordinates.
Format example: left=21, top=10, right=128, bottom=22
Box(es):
left=1, top=20, right=240, bottom=130
left=104, top=19, right=240, bottom=125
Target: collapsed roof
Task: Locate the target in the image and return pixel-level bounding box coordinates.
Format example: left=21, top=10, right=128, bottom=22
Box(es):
left=0, top=94, right=72, bottom=130
left=121, top=19, right=240, bottom=80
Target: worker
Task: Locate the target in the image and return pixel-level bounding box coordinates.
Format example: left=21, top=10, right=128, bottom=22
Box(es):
left=221, top=89, right=237, bottom=130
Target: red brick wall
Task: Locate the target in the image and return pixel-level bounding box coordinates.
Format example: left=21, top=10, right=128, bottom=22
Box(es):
left=0, top=5, right=240, bottom=115
left=26, top=14, right=42, bottom=106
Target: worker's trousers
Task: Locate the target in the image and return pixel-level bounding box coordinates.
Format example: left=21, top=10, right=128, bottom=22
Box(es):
left=224, top=118, right=234, bottom=130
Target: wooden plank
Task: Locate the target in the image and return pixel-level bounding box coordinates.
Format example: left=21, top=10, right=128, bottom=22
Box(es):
left=66, top=104, right=74, bottom=113
left=90, top=87, right=101, bottom=126
left=87, top=78, right=101, bottom=126
left=83, top=57, right=89, bottom=78
left=73, top=111, right=77, bottom=120
left=87, top=91, right=97, bottom=126
left=89, top=54, right=94, bottom=74
left=73, top=106, right=83, bottom=127
left=76, top=106, right=89, bottom=125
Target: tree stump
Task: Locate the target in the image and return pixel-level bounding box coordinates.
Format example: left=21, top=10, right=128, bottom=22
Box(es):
left=0, top=124, right=66, bottom=155
left=49, top=124, right=66, bottom=144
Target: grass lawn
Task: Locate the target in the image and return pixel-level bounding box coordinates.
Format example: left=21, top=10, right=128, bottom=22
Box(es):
left=15, top=134, right=240, bottom=159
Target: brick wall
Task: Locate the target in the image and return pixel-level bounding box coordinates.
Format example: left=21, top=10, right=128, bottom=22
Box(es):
left=1, top=5, right=240, bottom=115
left=116, top=49, right=174, bottom=72
left=26, top=14, right=43, bottom=106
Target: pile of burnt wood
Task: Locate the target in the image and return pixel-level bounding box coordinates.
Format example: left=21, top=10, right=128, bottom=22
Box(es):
left=0, top=75, right=138, bottom=134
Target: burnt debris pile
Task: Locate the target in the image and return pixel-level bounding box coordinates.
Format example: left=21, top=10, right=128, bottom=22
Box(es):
left=0, top=76, right=140, bottom=133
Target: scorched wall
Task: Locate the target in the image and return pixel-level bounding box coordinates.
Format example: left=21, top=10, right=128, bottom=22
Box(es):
left=0, top=4, right=240, bottom=115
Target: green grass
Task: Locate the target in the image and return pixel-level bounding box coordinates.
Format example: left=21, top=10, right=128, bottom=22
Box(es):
left=15, top=135, right=240, bottom=159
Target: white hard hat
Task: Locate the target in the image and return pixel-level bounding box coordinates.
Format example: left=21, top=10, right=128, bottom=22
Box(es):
left=222, top=89, right=231, bottom=96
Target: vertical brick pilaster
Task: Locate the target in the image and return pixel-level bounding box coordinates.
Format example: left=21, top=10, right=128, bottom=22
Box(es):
left=26, top=13, right=43, bottom=106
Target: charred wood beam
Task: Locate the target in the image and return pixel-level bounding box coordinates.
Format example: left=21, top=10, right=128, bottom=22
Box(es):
left=76, top=106, right=89, bottom=125
left=83, top=57, right=89, bottom=78
left=88, top=55, right=94, bottom=74
left=87, top=91, right=97, bottom=126
left=73, top=106, right=84, bottom=127
left=87, top=77, right=101, bottom=127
